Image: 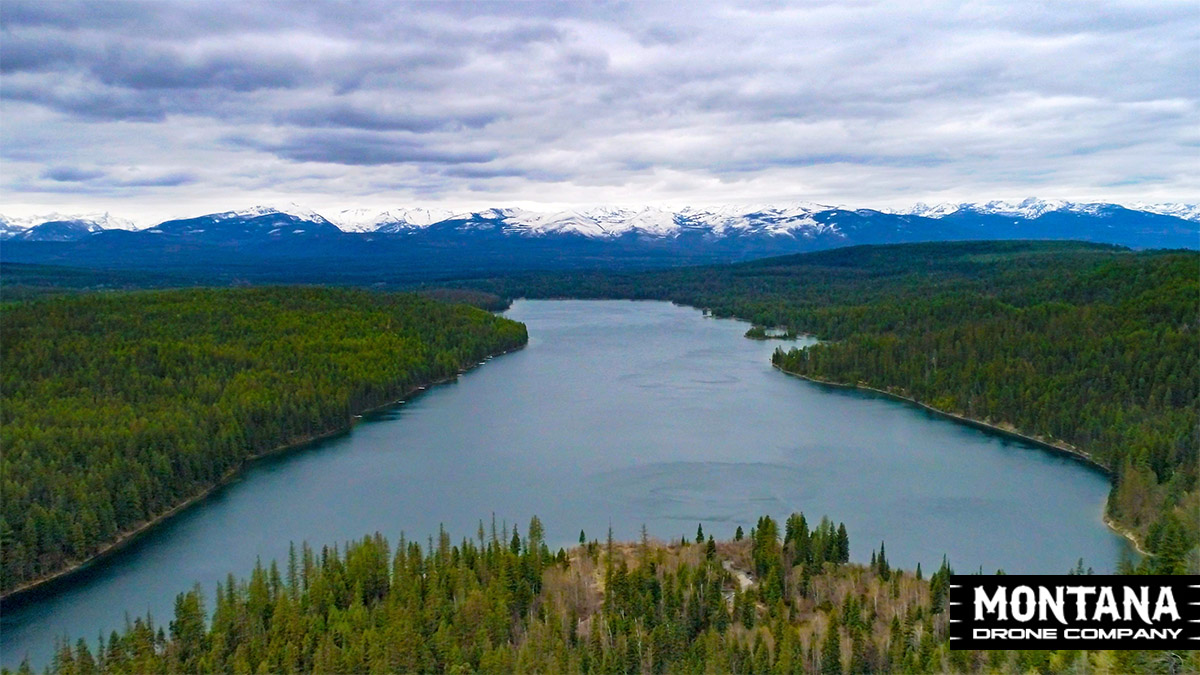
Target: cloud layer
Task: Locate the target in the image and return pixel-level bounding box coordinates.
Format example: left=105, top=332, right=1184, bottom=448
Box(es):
left=2, top=0, right=1196, bottom=221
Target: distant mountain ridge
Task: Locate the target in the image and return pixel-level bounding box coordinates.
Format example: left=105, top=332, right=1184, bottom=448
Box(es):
left=143, top=207, right=344, bottom=243
left=891, top=198, right=1200, bottom=222
left=3, top=198, right=1197, bottom=242
left=1, top=212, right=139, bottom=241
left=2, top=199, right=1195, bottom=281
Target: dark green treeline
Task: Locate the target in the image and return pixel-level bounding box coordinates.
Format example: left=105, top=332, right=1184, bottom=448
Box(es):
left=29, top=516, right=1193, bottom=674
left=458, top=241, right=1199, bottom=570
left=0, top=288, right=528, bottom=595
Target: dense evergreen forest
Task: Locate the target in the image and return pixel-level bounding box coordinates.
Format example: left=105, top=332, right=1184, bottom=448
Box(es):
left=0, top=288, right=528, bottom=596
left=0, top=263, right=512, bottom=312
left=24, top=515, right=1194, bottom=675
left=0, top=263, right=194, bottom=300
left=456, top=241, right=1199, bottom=571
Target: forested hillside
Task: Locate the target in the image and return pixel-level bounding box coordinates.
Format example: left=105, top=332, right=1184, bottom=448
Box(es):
left=26, top=515, right=1191, bottom=675
left=457, top=241, right=1198, bottom=570
left=0, top=288, right=528, bottom=595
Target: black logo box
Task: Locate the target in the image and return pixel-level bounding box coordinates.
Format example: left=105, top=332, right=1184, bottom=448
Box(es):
left=949, top=575, right=1199, bottom=650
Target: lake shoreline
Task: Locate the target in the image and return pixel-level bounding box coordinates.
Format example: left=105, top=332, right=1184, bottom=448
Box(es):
left=771, top=364, right=1150, bottom=556
left=0, top=344, right=525, bottom=606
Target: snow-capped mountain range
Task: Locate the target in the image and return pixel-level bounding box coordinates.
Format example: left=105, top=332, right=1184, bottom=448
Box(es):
left=2, top=199, right=1196, bottom=242
left=895, top=198, right=1145, bottom=220
left=2, top=198, right=1196, bottom=281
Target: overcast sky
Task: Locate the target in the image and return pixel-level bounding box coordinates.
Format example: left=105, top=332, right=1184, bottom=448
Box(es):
left=2, top=0, right=1197, bottom=223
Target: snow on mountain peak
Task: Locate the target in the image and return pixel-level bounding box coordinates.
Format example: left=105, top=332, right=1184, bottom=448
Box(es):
left=81, top=212, right=140, bottom=230
left=901, top=202, right=965, bottom=218
left=330, top=207, right=458, bottom=233
left=221, top=203, right=331, bottom=223
left=674, top=203, right=829, bottom=236
left=1130, top=202, right=1200, bottom=222
left=503, top=209, right=614, bottom=237
left=489, top=206, right=679, bottom=238
left=0, top=211, right=140, bottom=232
left=329, top=208, right=386, bottom=233
left=622, top=207, right=680, bottom=236
left=894, top=199, right=1118, bottom=219
left=974, top=198, right=1072, bottom=219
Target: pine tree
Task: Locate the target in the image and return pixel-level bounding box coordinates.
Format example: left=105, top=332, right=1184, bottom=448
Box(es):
left=821, top=616, right=843, bottom=675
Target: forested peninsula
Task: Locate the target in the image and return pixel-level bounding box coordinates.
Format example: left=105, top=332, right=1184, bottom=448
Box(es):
left=458, top=241, right=1199, bottom=571
left=0, top=288, right=528, bottom=597
left=26, top=514, right=1191, bottom=675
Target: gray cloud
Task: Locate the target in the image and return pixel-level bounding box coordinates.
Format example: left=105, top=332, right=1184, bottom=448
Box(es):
left=109, top=171, right=197, bottom=187
left=27, top=164, right=198, bottom=191
left=41, top=166, right=105, bottom=182
left=93, top=46, right=309, bottom=92
left=279, top=103, right=499, bottom=133
left=1, top=0, right=1196, bottom=219
left=238, top=129, right=497, bottom=166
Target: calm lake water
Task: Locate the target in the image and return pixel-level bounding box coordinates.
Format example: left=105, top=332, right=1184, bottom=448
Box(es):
left=1, top=300, right=1129, bottom=668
